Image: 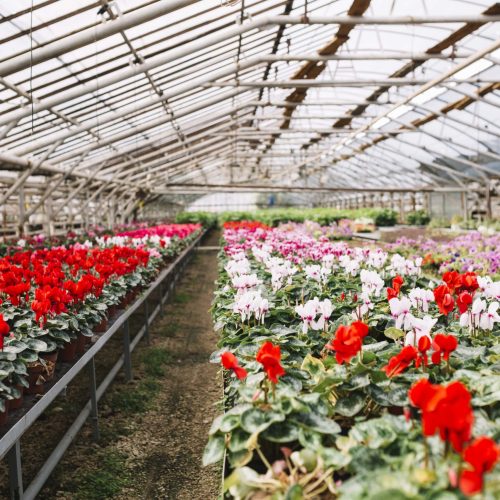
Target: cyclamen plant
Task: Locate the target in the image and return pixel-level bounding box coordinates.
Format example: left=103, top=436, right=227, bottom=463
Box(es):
left=207, top=223, right=499, bottom=499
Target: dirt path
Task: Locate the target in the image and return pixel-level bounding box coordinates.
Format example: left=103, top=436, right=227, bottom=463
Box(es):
left=38, top=231, right=222, bottom=499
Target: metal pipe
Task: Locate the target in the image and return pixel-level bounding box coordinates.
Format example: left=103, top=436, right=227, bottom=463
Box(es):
left=0, top=0, right=199, bottom=77
left=207, top=78, right=498, bottom=88
left=1, top=14, right=497, bottom=126
left=156, top=183, right=475, bottom=193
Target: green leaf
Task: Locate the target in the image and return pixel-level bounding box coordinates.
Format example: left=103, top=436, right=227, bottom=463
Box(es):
left=301, top=354, right=325, bottom=379
left=384, top=327, right=404, bottom=341
left=25, top=338, right=48, bottom=352
left=293, top=412, right=341, bottom=434
left=202, top=435, right=225, bottom=466
left=363, top=341, right=389, bottom=352
left=335, top=392, right=365, bottom=417
left=240, top=408, right=285, bottom=434
left=262, top=421, right=300, bottom=443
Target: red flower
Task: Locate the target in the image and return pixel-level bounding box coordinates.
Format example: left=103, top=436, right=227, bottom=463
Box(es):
left=387, top=276, right=404, bottom=301
left=409, top=379, right=473, bottom=452
left=415, top=336, right=431, bottom=368
left=221, top=352, right=247, bottom=380
left=443, top=271, right=462, bottom=293
left=387, top=287, right=398, bottom=301
left=326, top=321, right=369, bottom=365
left=256, top=342, right=285, bottom=383
left=384, top=345, right=417, bottom=377
left=431, top=333, right=458, bottom=364
left=459, top=437, right=499, bottom=495
left=460, top=272, right=479, bottom=294
left=457, top=291, right=473, bottom=314
left=350, top=321, right=369, bottom=339
left=0, top=314, right=10, bottom=350
left=434, top=284, right=455, bottom=315
left=393, top=275, right=404, bottom=292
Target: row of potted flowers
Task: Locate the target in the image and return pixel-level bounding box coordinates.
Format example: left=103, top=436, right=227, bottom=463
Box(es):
left=206, top=224, right=499, bottom=498
left=0, top=223, right=201, bottom=425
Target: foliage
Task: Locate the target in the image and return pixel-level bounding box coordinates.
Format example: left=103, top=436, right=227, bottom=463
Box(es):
left=0, top=224, right=200, bottom=411
left=406, top=210, right=431, bottom=225
left=175, top=208, right=399, bottom=228
left=205, top=223, right=499, bottom=499
left=175, top=211, right=218, bottom=227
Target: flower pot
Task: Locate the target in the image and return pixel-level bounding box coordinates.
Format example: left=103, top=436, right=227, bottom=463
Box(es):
left=0, top=406, right=9, bottom=426
left=108, top=305, right=119, bottom=317
left=60, top=338, right=78, bottom=362
left=94, top=318, right=108, bottom=333
left=76, top=332, right=91, bottom=355
left=7, top=385, right=24, bottom=411
left=26, top=350, right=58, bottom=394
left=40, top=350, right=58, bottom=382
left=26, top=365, right=46, bottom=395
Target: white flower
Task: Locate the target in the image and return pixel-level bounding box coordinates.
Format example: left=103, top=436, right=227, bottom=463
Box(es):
left=479, top=302, right=500, bottom=330
left=389, top=296, right=414, bottom=330
left=460, top=298, right=485, bottom=330
left=388, top=254, right=422, bottom=276
left=321, top=254, right=336, bottom=268
left=360, top=269, right=384, bottom=297
left=409, top=288, right=434, bottom=312
left=269, top=259, right=297, bottom=291
left=17, top=239, right=26, bottom=248
left=339, top=255, right=361, bottom=276
left=295, top=298, right=320, bottom=334
left=233, top=290, right=269, bottom=323
left=366, top=249, right=388, bottom=269
left=405, top=315, right=437, bottom=346
left=225, top=258, right=251, bottom=278
left=304, top=265, right=331, bottom=284
left=313, top=299, right=334, bottom=331
left=232, top=273, right=261, bottom=292
left=479, top=278, right=500, bottom=301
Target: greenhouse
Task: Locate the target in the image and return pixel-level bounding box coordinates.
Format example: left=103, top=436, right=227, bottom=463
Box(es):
left=0, top=0, right=499, bottom=498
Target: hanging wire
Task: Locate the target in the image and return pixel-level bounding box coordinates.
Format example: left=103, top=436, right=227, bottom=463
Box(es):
left=94, top=12, right=100, bottom=149
left=29, top=0, right=34, bottom=136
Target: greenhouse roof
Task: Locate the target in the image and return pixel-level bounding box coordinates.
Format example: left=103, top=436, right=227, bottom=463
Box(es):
left=0, top=0, right=499, bottom=212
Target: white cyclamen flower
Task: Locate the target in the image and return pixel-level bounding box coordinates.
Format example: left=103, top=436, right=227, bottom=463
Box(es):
left=405, top=315, right=437, bottom=346
left=295, top=298, right=320, bottom=334
left=313, top=299, right=334, bottom=331
left=360, top=269, right=384, bottom=297
left=409, top=288, right=434, bottom=312
left=389, top=296, right=414, bottom=330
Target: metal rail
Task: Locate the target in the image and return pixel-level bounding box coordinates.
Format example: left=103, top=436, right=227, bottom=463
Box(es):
left=0, top=230, right=205, bottom=500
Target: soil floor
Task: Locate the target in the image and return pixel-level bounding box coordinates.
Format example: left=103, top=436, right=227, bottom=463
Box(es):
left=1, top=231, right=222, bottom=500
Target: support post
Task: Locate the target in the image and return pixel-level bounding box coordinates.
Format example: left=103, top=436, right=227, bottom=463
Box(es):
left=123, top=320, right=132, bottom=381
left=485, top=181, right=492, bottom=219
left=462, top=191, right=468, bottom=221
left=144, top=299, right=150, bottom=346
left=7, top=441, right=23, bottom=500
left=88, top=357, right=100, bottom=441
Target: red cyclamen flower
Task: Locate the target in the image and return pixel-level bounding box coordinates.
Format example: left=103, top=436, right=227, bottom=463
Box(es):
left=384, top=345, right=417, bottom=377
left=459, top=437, right=499, bottom=495
left=409, top=379, right=473, bottom=452
left=387, top=276, right=404, bottom=301
left=431, top=333, right=458, bottom=365
left=326, top=321, right=368, bottom=365
left=0, top=314, right=10, bottom=350
left=221, top=352, right=247, bottom=380
left=415, top=335, right=431, bottom=368
left=434, top=284, right=455, bottom=315
left=456, top=291, right=473, bottom=314
left=256, top=342, right=285, bottom=383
